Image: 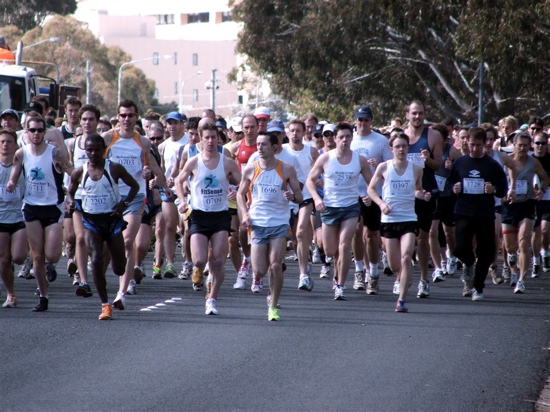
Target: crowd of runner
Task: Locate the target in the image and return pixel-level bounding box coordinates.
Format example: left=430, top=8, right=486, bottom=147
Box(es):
left=0, top=95, right=546, bottom=320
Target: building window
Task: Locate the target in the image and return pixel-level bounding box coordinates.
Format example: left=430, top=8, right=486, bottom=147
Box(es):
left=156, top=14, right=175, bottom=25
left=173, top=52, right=177, bottom=65
left=154, top=89, right=159, bottom=99
left=174, top=82, right=178, bottom=95
left=238, top=95, right=243, bottom=105
left=221, top=11, right=232, bottom=22
left=153, top=52, right=159, bottom=65
left=193, top=89, right=199, bottom=102
left=192, top=53, right=198, bottom=66
left=188, top=12, right=209, bottom=23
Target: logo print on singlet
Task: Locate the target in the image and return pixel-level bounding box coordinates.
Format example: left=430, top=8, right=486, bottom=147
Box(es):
left=204, top=174, right=219, bottom=189
left=30, top=168, right=45, bottom=181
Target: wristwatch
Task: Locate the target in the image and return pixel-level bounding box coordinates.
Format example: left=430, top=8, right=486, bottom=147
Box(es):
left=123, top=201, right=130, bottom=208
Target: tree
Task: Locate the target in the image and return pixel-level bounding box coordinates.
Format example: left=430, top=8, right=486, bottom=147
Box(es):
left=4, top=15, right=156, bottom=117
left=0, top=0, right=77, bottom=32
left=232, top=0, right=550, bottom=124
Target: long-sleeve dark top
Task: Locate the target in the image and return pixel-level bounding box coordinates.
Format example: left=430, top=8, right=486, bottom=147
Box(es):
left=448, top=154, right=508, bottom=219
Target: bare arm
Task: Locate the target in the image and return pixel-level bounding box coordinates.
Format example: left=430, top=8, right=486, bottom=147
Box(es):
left=175, top=156, right=198, bottom=213
left=283, top=163, right=303, bottom=204
left=425, top=129, right=443, bottom=170
left=53, top=146, right=73, bottom=175
left=65, top=167, right=84, bottom=211
left=237, top=166, right=253, bottom=228
left=6, top=148, right=24, bottom=192
left=367, top=162, right=389, bottom=214
left=306, top=154, right=328, bottom=210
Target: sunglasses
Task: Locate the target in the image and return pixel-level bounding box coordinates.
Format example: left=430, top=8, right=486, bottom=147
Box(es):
left=534, top=141, right=547, bottom=145
left=323, top=132, right=334, bottom=137
left=28, top=128, right=45, bottom=133
left=149, top=136, right=163, bottom=141
left=118, top=113, right=136, bottom=119
left=530, top=127, right=542, bottom=131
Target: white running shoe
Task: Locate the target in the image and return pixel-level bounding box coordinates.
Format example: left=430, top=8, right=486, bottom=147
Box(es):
left=251, top=274, right=263, bottom=293
left=393, top=281, right=400, bottom=295
left=432, top=269, right=446, bottom=283
left=205, top=298, right=219, bottom=315
left=353, top=270, right=366, bottom=290
left=417, top=280, right=430, bottom=298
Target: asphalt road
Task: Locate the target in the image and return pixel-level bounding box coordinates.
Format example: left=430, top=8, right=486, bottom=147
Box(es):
left=1, top=252, right=550, bottom=412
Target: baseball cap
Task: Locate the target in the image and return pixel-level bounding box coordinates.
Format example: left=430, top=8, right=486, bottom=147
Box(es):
left=0, top=109, right=19, bottom=121
left=353, top=105, right=373, bottom=120
left=166, top=111, right=184, bottom=122
left=313, top=124, right=324, bottom=136
left=229, top=116, right=243, bottom=133
left=267, top=119, right=285, bottom=133
left=23, top=101, right=43, bottom=113
left=254, top=106, right=270, bottom=119
left=216, top=119, right=227, bottom=129
left=322, top=124, right=336, bottom=134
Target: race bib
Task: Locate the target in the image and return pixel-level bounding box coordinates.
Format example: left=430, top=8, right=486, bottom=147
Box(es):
left=0, top=185, right=20, bottom=201
left=516, top=180, right=528, bottom=195
left=435, top=175, right=447, bottom=192
left=463, top=178, right=484, bottom=194
left=83, top=193, right=112, bottom=214
left=27, top=181, right=48, bottom=199
left=407, top=153, right=424, bottom=167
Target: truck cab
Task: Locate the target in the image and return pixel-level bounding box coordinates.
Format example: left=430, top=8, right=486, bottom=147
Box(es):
left=0, top=63, right=38, bottom=115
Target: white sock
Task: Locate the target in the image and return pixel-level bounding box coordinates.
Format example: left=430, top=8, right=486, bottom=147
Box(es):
left=369, top=263, right=379, bottom=278
left=355, top=260, right=365, bottom=272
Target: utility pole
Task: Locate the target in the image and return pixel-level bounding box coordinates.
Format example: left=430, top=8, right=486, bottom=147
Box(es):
left=86, top=60, right=92, bottom=104
left=478, top=61, right=484, bottom=125
left=206, top=69, right=219, bottom=112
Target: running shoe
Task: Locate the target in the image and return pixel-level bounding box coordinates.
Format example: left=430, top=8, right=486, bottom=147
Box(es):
left=446, top=256, right=457, bottom=276
left=432, top=269, right=446, bottom=283
left=163, top=263, right=176, bottom=279
left=76, top=283, right=94, bottom=298
left=298, top=274, right=314, bottom=291
left=67, top=258, right=78, bottom=277
left=393, top=281, right=400, bottom=295
left=152, top=265, right=162, bottom=280
left=543, top=256, right=550, bottom=273
left=417, top=280, right=430, bottom=298
left=514, top=280, right=526, bottom=294
left=267, top=307, right=280, bottom=321
left=312, top=247, right=321, bottom=264
left=2, top=295, right=17, bottom=308
left=502, top=266, right=511, bottom=284
left=510, top=273, right=518, bottom=288
left=489, top=266, right=503, bottom=285
left=366, top=275, right=379, bottom=295
left=395, top=299, right=408, bottom=313
left=192, top=268, right=204, bottom=291
left=179, top=261, right=193, bottom=280
left=472, top=290, right=485, bottom=301
left=99, top=304, right=112, bottom=320
left=18, top=257, right=33, bottom=279
left=353, top=270, right=366, bottom=290
left=238, top=260, right=252, bottom=278
left=32, top=297, right=48, bottom=312
left=134, top=265, right=145, bottom=284
left=72, top=274, right=81, bottom=286
left=205, top=298, right=219, bottom=315
left=251, top=274, right=263, bottom=293
left=126, top=280, right=137, bottom=295
left=113, top=292, right=126, bottom=310
left=334, top=285, right=346, bottom=300
left=319, top=264, right=331, bottom=279
left=233, top=276, right=247, bottom=290
left=46, top=262, right=57, bottom=282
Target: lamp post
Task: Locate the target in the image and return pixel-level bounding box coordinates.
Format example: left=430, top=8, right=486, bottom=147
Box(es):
left=15, top=37, right=60, bottom=65
left=117, top=54, right=173, bottom=103
left=24, top=37, right=60, bottom=50
left=178, top=71, right=202, bottom=113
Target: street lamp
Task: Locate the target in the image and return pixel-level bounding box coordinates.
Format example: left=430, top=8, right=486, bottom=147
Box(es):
left=23, top=37, right=60, bottom=50
left=117, top=54, right=173, bottom=103
left=179, top=71, right=202, bottom=113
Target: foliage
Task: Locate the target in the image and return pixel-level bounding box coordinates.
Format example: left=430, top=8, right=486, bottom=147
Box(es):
left=232, top=0, right=550, bottom=124
left=0, top=0, right=77, bottom=32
